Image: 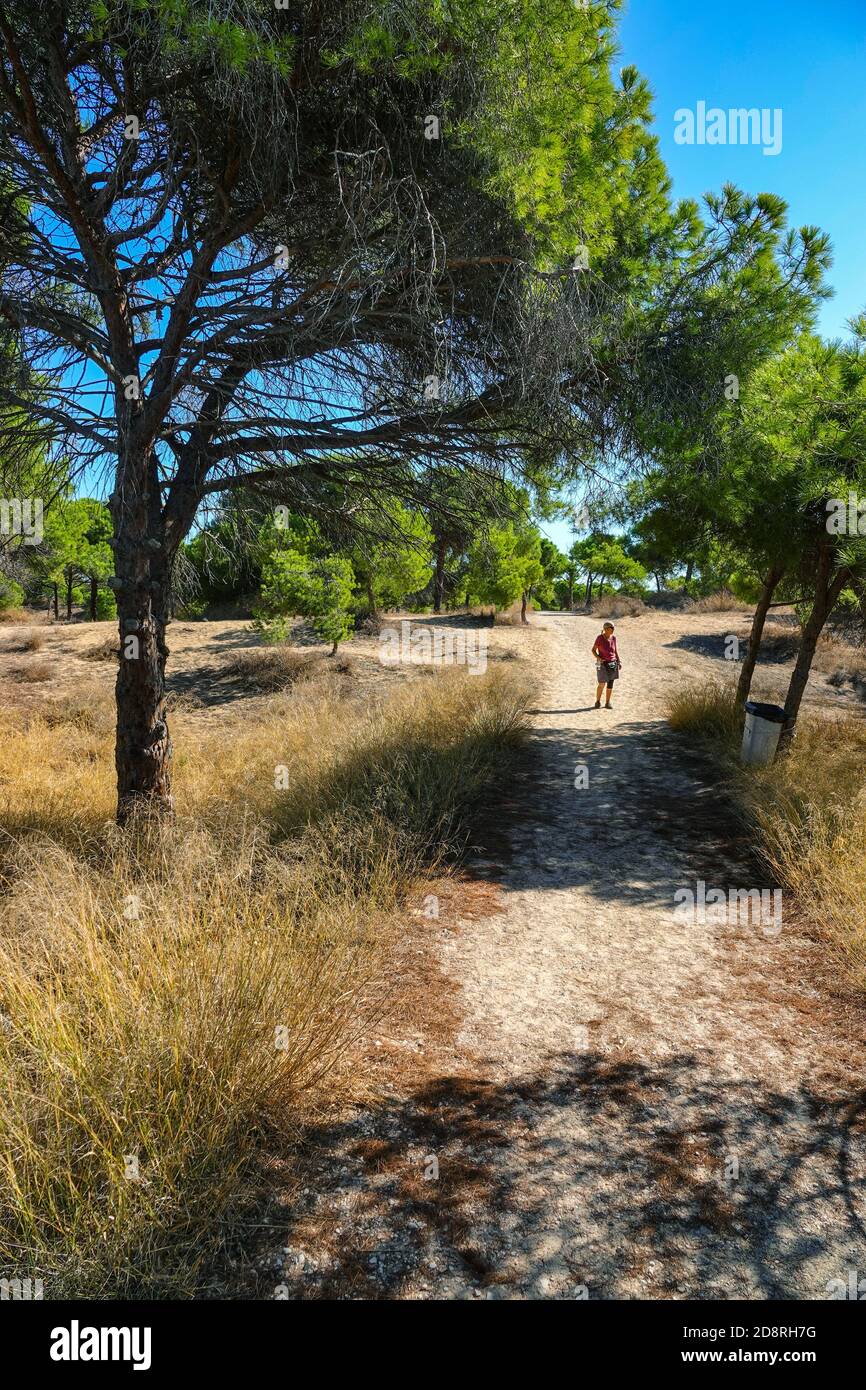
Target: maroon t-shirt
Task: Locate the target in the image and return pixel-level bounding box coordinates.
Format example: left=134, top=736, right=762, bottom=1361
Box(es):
left=594, top=633, right=618, bottom=663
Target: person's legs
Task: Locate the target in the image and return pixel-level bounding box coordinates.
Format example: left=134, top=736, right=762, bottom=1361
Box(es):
left=595, top=681, right=605, bottom=707
left=604, top=680, right=614, bottom=708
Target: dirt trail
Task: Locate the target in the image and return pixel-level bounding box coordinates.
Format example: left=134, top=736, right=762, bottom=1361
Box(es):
left=255, top=609, right=866, bottom=1301
left=440, top=612, right=866, bottom=1299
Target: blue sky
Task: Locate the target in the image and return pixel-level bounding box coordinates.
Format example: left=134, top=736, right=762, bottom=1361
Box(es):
left=542, top=0, right=866, bottom=553
left=618, top=0, right=866, bottom=341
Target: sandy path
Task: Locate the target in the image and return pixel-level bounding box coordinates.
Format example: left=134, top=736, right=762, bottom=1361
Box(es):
left=442, top=613, right=866, bottom=1299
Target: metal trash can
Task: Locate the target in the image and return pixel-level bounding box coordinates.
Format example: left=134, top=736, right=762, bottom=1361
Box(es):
left=741, top=700, right=786, bottom=767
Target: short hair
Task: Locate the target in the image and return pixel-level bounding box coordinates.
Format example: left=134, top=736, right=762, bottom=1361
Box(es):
left=602, top=622, right=615, bottom=631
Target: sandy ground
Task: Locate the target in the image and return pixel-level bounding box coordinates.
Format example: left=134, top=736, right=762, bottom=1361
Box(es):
left=0, top=601, right=858, bottom=717
left=245, top=606, right=866, bottom=1301
left=440, top=612, right=866, bottom=1299
left=0, top=614, right=426, bottom=720
left=4, top=603, right=866, bottom=1300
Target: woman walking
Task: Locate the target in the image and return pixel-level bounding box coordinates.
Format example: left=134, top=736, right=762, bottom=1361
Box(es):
left=592, top=622, right=621, bottom=709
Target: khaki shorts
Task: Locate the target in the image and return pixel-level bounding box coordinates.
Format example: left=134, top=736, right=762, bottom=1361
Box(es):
left=596, top=661, right=619, bottom=686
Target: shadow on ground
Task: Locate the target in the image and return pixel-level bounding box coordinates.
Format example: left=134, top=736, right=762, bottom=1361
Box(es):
left=247, top=1051, right=866, bottom=1300
left=463, top=715, right=764, bottom=909
left=666, top=630, right=803, bottom=665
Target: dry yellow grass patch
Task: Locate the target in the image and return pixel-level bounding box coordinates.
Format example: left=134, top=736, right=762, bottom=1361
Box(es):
left=742, top=715, right=866, bottom=989
left=667, top=679, right=866, bottom=992
left=0, top=664, right=530, bottom=1296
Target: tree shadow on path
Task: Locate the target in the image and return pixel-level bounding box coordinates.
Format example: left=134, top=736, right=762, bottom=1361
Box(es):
left=255, top=1050, right=866, bottom=1300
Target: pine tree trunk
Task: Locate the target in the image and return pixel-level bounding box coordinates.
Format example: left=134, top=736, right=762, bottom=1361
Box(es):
left=89, top=574, right=98, bottom=621
left=520, top=590, right=528, bottom=624
left=66, top=571, right=73, bottom=620
left=735, top=563, right=784, bottom=709
left=433, top=537, right=446, bottom=615
left=112, top=451, right=174, bottom=823
left=52, top=582, right=58, bottom=619
left=778, top=549, right=849, bottom=749
left=567, top=576, right=574, bottom=610
left=684, top=559, right=694, bottom=587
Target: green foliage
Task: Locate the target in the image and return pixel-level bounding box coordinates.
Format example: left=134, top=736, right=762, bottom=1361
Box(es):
left=727, top=570, right=763, bottom=604
left=728, top=335, right=866, bottom=594
left=92, top=0, right=295, bottom=75
left=259, top=549, right=356, bottom=651
left=18, top=497, right=113, bottom=617
left=533, top=538, right=568, bottom=608
left=0, top=572, right=24, bottom=610
left=94, top=588, right=117, bottom=620
left=348, top=502, right=434, bottom=614
left=464, top=520, right=544, bottom=610
left=568, top=533, right=647, bottom=595
left=454, top=0, right=673, bottom=270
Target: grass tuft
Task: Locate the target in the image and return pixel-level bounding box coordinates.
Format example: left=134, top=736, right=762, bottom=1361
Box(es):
left=665, top=678, right=744, bottom=748
left=223, top=647, right=332, bottom=692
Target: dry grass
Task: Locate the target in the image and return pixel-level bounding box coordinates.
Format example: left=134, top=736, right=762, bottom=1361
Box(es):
left=815, top=627, right=864, bottom=668
left=15, top=629, right=46, bottom=652
left=665, top=678, right=744, bottom=748
left=666, top=679, right=866, bottom=992
left=828, top=666, right=866, bottom=701
left=11, top=658, right=53, bottom=683
left=741, top=716, right=866, bottom=989
left=0, top=664, right=530, bottom=1297
left=0, top=607, right=33, bottom=625
left=686, top=590, right=751, bottom=615
left=591, top=594, right=648, bottom=619
left=79, top=635, right=120, bottom=662
left=222, top=646, right=349, bottom=692
left=584, top=589, right=750, bottom=620
left=493, top=602, right=526, bottom=626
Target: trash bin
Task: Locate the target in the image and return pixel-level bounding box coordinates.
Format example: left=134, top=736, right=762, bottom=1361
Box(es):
left=741, top=700, right=786, bottom=767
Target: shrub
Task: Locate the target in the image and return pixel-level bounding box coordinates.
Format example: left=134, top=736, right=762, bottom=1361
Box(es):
left=223, top=648, right=325, bottom=692
left=0, top=573, right=25, bottom=611
left=665, top=678, right=744, bottom=748
left=93, top=589, right=117, bottom=621
left=81, top=636, right=121, bottom=662
left=827, top=666, right=866, bottom=700
left=250, top=613, right=291, bottom=645
left=175, top=597, right=207, bottom=620
left=685, top=589, right=751, bottom=614
left=13, top=658, right=53, bottom=682
left=259, top=550, right=355, bottom=652
left=592, top=594, right=647, bottom=618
